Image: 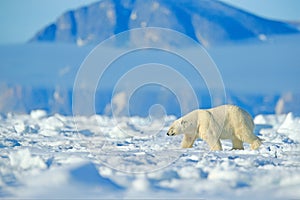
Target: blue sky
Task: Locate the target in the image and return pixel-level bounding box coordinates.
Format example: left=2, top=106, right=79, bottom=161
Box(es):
left=0, top=0, right=299, bottom=44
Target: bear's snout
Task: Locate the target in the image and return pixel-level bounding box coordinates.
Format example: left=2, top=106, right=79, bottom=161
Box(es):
left=167, top=131, right=175, bottom=136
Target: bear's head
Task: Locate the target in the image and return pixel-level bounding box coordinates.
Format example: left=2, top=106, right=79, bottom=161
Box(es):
left=167, top=120, right=183, bottom=136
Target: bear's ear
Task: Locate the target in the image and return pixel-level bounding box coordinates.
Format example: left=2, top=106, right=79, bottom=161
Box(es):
left=181, top=120, right=188, bottom=127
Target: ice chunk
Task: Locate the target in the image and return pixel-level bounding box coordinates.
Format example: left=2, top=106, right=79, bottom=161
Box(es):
left=131, top=175, right=150, bottom=192
left=177, top=166, right=200, bottom=179
left=277, top=113, right=300, bottom=142
left=30, top=110, right=47, bottom=119
left=14, top=121, right=25, bottom=133
left=9, top=149, right=47, bottom=171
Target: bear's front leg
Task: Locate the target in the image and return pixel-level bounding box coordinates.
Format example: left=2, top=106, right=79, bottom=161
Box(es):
left=181, top=134, right=196, bottom=148
left=206, top=138, right=222, bottom=151
left=203, top=130, right=223, bottom=151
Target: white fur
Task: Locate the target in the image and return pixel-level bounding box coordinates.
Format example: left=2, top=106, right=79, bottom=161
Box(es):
left=167, top=105, right=262, bottom=151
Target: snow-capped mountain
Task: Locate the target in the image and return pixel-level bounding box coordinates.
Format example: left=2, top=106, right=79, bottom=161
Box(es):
left=30, top=0, right=299, bottom=46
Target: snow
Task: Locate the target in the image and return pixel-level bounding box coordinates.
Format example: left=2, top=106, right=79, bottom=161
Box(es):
left=1, top=111, right=300, bottom=199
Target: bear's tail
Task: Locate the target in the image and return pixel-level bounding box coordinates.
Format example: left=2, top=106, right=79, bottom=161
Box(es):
left=251, top=137, right=262, bottom=150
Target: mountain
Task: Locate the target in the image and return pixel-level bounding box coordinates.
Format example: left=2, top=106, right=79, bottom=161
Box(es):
left=30, top=0, right=299, bottom=46
left=289, top=21, right=300, bottom=30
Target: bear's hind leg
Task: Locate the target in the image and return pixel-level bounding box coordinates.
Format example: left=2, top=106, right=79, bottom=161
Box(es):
left=181, top=134, right=197, bottom=148
left=234, top=125, right=261, bottom=150
left=232, top=136, right=244, bottom=150
left=251, top=137, right=262, bottom=150
left=237, top=128, right=262, bottom=150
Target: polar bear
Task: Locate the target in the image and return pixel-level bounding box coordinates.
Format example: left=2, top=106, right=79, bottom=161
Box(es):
left=167, top=105, right=262, bottom=151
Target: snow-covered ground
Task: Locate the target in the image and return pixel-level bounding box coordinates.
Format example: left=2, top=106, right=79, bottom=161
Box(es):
left=1, top=110, right=300, bottom=199
left=0, top=32, right=299, bottom=199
